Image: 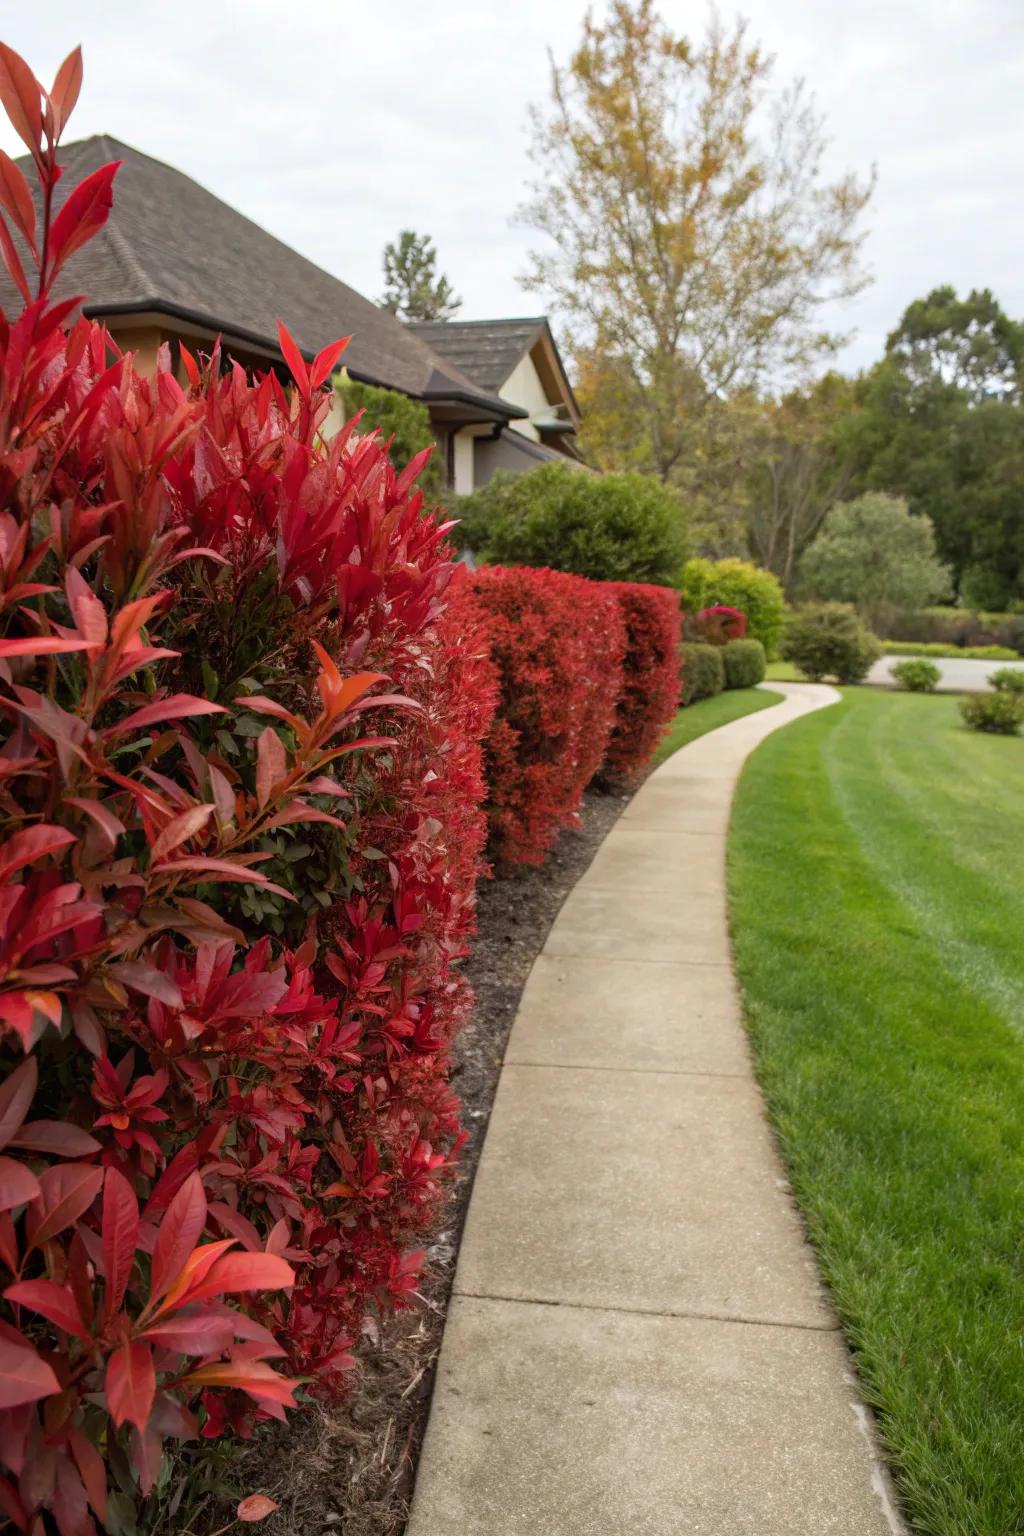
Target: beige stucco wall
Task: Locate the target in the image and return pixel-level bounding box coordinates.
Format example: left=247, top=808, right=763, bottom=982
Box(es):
left=107, top=325, right=165, bottom=375
left=453, top=431, right=476, bottom=495
left=499, top=353, right=550, bottom=442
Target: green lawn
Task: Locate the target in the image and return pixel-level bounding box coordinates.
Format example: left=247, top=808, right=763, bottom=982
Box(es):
left=765, top=659, right=801, bottom=681
left=728, top=688, right=1024, bottom=1535
left=652, top=686, right=782, bottom=766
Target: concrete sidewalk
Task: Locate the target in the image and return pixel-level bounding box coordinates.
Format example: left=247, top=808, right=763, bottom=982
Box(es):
left=408, top=683, right=904, bottom=1536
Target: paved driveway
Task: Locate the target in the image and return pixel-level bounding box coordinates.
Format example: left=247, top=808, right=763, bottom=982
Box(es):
left=870, top=654, right=1024, bottom=692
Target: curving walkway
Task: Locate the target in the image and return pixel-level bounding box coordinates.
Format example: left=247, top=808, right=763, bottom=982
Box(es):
left=408, top=683, right=905, bottom=1536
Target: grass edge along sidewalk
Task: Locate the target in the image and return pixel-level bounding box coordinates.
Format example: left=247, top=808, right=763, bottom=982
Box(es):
left=728, top=688, right=1024, bottom=1536
left=652, top=684, right=783, bottom=765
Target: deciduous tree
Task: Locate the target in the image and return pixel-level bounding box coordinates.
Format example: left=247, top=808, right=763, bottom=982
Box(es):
left=798, top=492, right=951, bottom=624
left=520, top=1, right=873, bottom=502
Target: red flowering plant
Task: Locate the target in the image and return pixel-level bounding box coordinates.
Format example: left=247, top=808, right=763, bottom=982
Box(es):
left=451, top=567, right=625, bottom=870
left=602, top=583, right=682, bottom=781
left=0, top=41, right=492, bottom=1535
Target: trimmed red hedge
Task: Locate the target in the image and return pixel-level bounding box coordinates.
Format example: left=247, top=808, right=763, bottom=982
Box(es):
left=603, top=583, right=682, bottom=779
left=451, top=566, right=626, bottom=870
left=0, top=47, right=494, bottom=1533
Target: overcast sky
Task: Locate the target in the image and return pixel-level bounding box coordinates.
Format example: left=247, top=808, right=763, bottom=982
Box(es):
left=2, top=1, right=1022, bottom=378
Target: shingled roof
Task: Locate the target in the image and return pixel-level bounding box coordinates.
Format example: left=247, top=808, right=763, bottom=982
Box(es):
left=409, top=315, right=580, bottom=420
left=0, top=135, right=518, bottom=421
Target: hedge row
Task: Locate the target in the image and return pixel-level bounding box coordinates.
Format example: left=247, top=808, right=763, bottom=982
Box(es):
left=0, top=66, right=495, bottom=1534
left=679, top=638, right=766, bottom=703
left=452, top=571, right=681, bottom=869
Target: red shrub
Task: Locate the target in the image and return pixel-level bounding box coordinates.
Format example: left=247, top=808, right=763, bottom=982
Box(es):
left=0, top=44, right=493, bottom=1533
left=602, top=584, right=682, bottom=779
left=452, top=566, right=625, bottom=870
left=697, top=604, right=747, bottom=642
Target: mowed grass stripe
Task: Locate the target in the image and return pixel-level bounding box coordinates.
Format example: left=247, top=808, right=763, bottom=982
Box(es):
left=728, top=689, right=1024, bottom=1536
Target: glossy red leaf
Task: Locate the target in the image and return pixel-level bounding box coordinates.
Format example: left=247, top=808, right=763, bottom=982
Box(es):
left=3, top=1279, right=89, bottom=1343
left=0, top=1058, right=37, bottom=1152
left=0, top=636, right=91, bottom=659
left=308, top=336, right=349, bottom=391
left=181, top=1357, right=297, bottom=1407
left=105, top=960, right=183, bottom=1009
left=142, top=1307, right=234, bottom=1355
left=68, top=1427, right=107, bottom=1522
left=182, top=1250, right=294, bottom=1304
left=46, top=160, right=121, bottom=283
left=148, top=804, right=215, bottom=863
left=9, top=1122, right=100, bottom=1157
left=276, top=321, right=308, bottom=393
left=28, top=1163, right=103, bottom=1250
left=101, top=1168, right=138, bottom=1316
left=49, top=46, right=83, bottom=137
left=255, top=727, right=286, bottom=810
left=0, top=1157, right=40, bottom=1213
left=149, top=1171, right=207, bottom=1303
left=0, top=825, right=75, bottom=884
left=105, top=693, right=227, bottom=737
left=0, top=1333, right=59, bottom=1409
left=104, top=1340, right=155, bottom=1432
left=0, top=151, right=35, bottom=252
left=0, top=44, right=42, bottom=160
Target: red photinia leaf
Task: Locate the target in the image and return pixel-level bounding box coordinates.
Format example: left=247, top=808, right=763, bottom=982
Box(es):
left=0, top=212, right=30, bottom=302
left=0, top=635, right=91, bottom=659
left=255, top=727, right=286, bottom=810
left=141, top=1307, right=235, bottom=1355
left=105, top=694, right=227, bottom=737
left=0, top=44, right=42, bottom=161
left=64, top=797, right=125, bottom=850
left=0, top=1058, right=37, bottom=1152
left=46, top=160, right=121, bottom=284
left=0, top=151, right=36, bottom=252
left=101, top=1167, right=139, bottom=1316
left=28, top=1163, right=103, bottom=1250
left=104, top=1339, right=155, bottom=1432
left=0, top=1332, right=59, bottom=1409
left=181, top=1357, right=297, bottom=1407
left=9, top=1121, right=100, bottom=1157
left=148, top=804, right=215, bottom=863
left=156, top=1239, right=234, bottom=1316
left=181, top=1250, right=294, bottom=1305
left=0, top=824, right=76, bottom=884
left=276, top=321, right=309, bottom=394
left=0, top=1473, right=27, bottom=1531
left=68, top=1427, right=107, bottom=1523
left=308, top=336, right=349, bottom=391
left=49, top=45, right=83, bottom=138
left=0, top=1157, right=41, bottom=1213
left=149, top=1171, right=207, bottom=1304
left=3, top=1278, right=90, bottom=1343
left=106, top=959, right=184, bottom=1009
left=237, top=1494, right=280, bottom=1522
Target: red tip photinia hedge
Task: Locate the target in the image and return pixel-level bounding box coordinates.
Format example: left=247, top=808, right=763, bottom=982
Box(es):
left=450, top=566, right=626, bottom=870
left=0, top=42, right=493, bottom=1534
left=603, top=583, right=682, bottom=779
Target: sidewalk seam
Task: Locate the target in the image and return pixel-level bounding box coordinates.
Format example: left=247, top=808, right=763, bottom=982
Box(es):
left=451, top=1287, right=841, bottom=1334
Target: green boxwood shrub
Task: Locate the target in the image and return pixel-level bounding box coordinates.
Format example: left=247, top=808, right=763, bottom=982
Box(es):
left=455, top=461, right=688, bottom=586
left=881, top=640, right=1017, bottom=661
left=680, top=641, right=726, bottom=705
left=781, top=604, right=882, bottom=684
left=679, top=557, right=785, bottom=656
left=890, top=658, right=941, bottom=692
left=989, top=667, right=1024, bottom=694
left=960, top=692, right=1024, bottom=735
left=723, top=638, right=766, bottom=689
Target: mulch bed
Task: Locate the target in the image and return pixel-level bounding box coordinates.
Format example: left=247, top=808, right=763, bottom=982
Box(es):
left=224, top=785, right=631, bottom=1535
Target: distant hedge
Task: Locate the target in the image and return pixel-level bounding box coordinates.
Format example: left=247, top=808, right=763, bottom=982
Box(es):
left=679, top=558, right=785, bottom=656
left=455, top=461, right=689, bottom=586
left=680, top=642, right=726, bottom=705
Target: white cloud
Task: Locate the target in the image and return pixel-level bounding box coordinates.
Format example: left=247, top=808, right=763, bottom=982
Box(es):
left=1, top=0, right=1021, bottom=376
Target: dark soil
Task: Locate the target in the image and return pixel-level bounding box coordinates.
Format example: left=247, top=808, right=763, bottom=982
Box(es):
left=224, top=787, right=631, bottom=1536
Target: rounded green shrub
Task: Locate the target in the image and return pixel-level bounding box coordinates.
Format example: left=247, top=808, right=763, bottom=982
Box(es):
left=679, top=641, right=726, bottom=705
left=723, top=638, right=767, bottom=689
left=455, top=461, right=688, bottom=586
left=989, top=666, right=1024, bottom=694
left=781, top=604, right=882, bottom=684
left=890, top=658, right=941, bottom=693
left=679, top=557, right=785, bottom=655
left=960, top=691, right=1024, bottom=735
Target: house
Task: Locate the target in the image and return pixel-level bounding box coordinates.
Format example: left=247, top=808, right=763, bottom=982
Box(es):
left=407, top=318, right=586, bottom=494
left=0, top=135, right=536, bottom=488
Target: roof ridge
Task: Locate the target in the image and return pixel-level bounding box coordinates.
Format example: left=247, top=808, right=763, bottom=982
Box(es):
left=410, top=316, right=547, bottom=330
